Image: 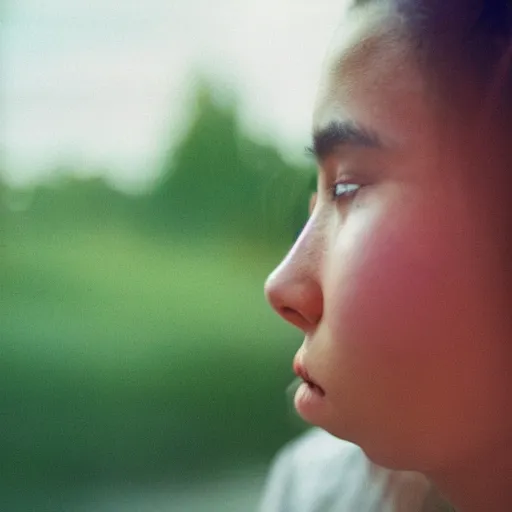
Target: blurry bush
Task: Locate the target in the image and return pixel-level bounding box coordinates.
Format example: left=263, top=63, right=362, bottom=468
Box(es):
left=0, top=81, right=314, bottom=491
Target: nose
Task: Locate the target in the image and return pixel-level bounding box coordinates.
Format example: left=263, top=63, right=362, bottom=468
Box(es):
left=264, top=235, right=323, bottom=333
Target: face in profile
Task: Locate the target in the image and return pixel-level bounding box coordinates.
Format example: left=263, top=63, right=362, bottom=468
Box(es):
left=265, top=1, right=512, bottom=472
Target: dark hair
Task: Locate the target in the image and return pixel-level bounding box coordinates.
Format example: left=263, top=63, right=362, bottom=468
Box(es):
left=348, top=0, right=512, bottom=123
left=403, top=0, right=512, bottom=105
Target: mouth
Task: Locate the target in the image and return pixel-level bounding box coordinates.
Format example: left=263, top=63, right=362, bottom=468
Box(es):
left=293, top=358, right=325, bottom=397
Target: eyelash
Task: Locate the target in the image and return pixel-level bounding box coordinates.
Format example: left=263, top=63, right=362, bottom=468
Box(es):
left=331, top=181, right=361, bottom=201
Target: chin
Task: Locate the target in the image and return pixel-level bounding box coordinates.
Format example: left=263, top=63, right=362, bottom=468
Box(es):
left=321, top=421, right=421, bottom=472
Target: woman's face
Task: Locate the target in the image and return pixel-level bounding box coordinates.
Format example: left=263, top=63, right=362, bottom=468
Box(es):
left=265, top=2, right=512, bottom=472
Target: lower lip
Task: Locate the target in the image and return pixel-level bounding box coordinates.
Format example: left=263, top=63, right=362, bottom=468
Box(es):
left=294, top=381, right=326, bottom=419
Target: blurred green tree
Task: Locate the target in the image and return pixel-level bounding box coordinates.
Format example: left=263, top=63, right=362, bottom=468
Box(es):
left=152, top=81, right=313, bottom=244
left=1, top=81, right=314, bottom=493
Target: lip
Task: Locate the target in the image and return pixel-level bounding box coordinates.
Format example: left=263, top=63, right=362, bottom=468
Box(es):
left=292, top=351, right=326, bottom=422
left=293, top=354, right=325, bottom=397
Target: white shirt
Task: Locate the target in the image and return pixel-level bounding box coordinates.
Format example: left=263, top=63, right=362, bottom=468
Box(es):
left=259, top=429, right=453, bottom=512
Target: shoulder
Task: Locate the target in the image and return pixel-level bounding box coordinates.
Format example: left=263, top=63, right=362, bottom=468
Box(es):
left=259, top=429, right=433, bottom=512
left=268, top=428, right=366, bottom=492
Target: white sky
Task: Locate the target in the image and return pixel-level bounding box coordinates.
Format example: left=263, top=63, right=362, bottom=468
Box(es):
left=2, top=0, right=343, bottom=191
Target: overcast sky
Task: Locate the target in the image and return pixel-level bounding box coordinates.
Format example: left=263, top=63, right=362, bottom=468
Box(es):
left=3, top=0, right=343, bottom=190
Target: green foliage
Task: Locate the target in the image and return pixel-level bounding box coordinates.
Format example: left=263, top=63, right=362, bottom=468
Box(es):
left=152, top=84, right=313, bottom=243
left=1, top=82, right=314, bottom=490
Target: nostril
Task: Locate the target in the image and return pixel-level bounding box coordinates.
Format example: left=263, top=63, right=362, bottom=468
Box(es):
left=281, top=306, right=295, bottom=316
left=279, top=306, right=311, bottom=332
left=279, top=306, right=296, bottom=321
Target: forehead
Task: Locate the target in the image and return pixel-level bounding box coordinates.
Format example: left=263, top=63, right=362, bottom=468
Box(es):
left=313, top=2, right=428, bottom=147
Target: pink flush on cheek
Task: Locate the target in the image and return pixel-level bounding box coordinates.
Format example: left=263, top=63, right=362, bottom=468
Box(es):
left=325, top=202, right=455, bottom=353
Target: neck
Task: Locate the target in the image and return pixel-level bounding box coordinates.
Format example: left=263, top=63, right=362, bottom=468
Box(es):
left=426, top=444, right=512, bottom=512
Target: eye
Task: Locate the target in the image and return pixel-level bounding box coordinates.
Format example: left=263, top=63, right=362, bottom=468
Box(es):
left=332, top=182, right=361, bottom=201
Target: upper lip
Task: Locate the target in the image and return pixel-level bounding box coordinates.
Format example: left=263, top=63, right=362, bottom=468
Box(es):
left=293, top=354, right=325, bottom=395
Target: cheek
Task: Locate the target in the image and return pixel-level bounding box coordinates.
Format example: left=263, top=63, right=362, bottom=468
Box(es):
left=325, top=191, right=482, bottom=356
left=319, top=190, right=510, bottom=464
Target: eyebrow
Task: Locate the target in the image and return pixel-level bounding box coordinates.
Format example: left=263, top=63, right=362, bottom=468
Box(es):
left=307, top=120, right=382, bottom=162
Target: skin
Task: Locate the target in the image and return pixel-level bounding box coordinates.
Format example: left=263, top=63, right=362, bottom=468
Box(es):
left=265, top=1, right=512, bottom=510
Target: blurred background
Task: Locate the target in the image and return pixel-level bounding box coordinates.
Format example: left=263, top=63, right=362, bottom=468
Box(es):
left=2, top=1, right=341, bottom=510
